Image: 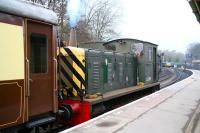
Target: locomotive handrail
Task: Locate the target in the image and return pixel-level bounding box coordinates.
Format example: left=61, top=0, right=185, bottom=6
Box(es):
left=26, top=58, right=30, bottom=97
left=53, top=58, right=57, bottom=91
left=53, top=58, right=58, bottom=113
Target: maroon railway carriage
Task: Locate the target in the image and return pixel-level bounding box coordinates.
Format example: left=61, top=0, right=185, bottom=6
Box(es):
left=0, top=0, right=58, bottom=131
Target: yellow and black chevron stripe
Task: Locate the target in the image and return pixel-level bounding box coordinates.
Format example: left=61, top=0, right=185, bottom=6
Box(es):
left=59, top=47, right=85, bottom=97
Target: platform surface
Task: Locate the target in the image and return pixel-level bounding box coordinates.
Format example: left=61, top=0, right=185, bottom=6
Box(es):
left=61, top=69, right=200, bottom=133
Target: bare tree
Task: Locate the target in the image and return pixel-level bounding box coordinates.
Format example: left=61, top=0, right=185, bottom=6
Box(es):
left=187, top=43, right=200, bottom=60
left=26, top=0, right=56, bottom=10
left=81, top=0, right=120, bottom=41
left=158, top=50, right=185, bottom=63
left=76, top=20, right=92, bottom=43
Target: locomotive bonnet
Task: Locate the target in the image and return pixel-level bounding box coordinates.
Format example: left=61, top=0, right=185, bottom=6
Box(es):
left=58, top=47, right=137, bottom=99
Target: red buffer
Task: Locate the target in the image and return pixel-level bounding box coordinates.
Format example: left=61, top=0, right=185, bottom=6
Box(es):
left=59, top=99, right=91, bottom=125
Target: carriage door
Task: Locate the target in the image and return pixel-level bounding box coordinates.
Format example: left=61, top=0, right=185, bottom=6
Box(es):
left=27, top=21, right=54, bottom=117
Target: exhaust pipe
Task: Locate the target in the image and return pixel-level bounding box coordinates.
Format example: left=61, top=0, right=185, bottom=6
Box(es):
left=68, top=27, right=77, bottom=47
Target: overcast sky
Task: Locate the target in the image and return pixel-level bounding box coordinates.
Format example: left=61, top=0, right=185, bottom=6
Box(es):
left=116, top=0, right=200, bottom=53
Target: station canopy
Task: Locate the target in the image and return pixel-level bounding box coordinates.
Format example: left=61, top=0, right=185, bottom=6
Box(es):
left=189, top=0, right=200, bottom=23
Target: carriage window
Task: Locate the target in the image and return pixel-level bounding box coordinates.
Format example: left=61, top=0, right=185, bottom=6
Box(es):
left=30, top=33, right=48, bottom=73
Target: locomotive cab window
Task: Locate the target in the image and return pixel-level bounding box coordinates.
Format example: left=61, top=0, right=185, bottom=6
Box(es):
left=30, top=33, right=48, bottom=73
left=148, top=47, right=152, bottom=62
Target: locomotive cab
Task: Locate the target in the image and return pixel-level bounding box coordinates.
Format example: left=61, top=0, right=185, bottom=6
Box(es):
left=0, top=0, right=58, bottom=130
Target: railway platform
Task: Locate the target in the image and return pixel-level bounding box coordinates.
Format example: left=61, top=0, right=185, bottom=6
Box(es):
left=61, top=69, right=200, bottom=133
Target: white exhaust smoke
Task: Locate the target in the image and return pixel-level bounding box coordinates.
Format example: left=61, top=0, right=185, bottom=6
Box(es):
left=67, top=0, right=82, bottom=27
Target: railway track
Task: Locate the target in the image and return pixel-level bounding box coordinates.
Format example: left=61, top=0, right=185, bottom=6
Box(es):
left=159, top=67, right=192, bottom=88
left=159, top=68, right=174, bottom=82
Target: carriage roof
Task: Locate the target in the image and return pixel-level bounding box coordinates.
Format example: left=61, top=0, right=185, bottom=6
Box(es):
left=0, top=0, right=58, bottom=25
